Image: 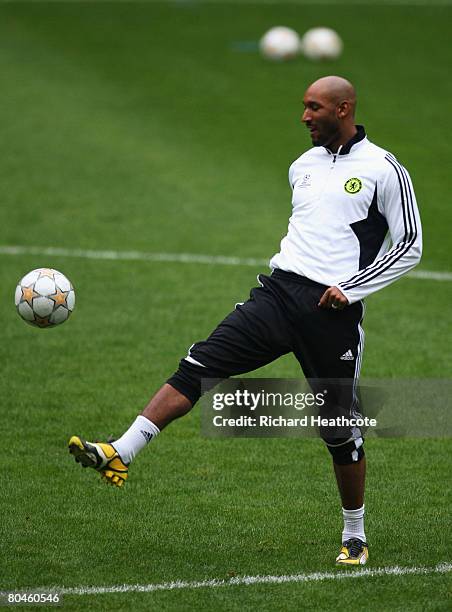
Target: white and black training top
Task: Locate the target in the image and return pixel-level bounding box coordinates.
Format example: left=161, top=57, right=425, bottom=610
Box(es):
left=270, top=126, right=422, bottom=304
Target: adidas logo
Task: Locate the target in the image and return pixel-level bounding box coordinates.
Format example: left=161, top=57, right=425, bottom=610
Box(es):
left=140, top=430, right=154, bottom=443
left=340, top=349, right=354, bottom=361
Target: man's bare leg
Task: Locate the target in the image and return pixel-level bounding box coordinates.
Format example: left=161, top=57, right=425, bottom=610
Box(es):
left=333, top=456, right=366, bottom=509
left=141, top=383, right=193, bottom=430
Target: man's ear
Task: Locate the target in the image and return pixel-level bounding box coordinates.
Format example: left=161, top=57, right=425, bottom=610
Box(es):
left=337, top=100, right=350, bottom=118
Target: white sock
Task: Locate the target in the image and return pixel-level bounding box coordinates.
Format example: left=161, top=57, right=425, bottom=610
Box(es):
left=342, top=505, right=366, bottom=543
left=111, top=415, right=160, bottom=464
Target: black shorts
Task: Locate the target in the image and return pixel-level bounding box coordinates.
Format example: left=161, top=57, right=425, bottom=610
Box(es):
left=167, top=269, right=365, bottom=413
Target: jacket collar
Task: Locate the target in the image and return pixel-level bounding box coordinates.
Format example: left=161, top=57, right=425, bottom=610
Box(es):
left=325, top=125, right=366, bottom=156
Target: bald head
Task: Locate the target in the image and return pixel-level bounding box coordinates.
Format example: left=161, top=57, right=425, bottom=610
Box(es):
left=306, top=76, right=356, bottom=116
left=302, top=76, right=358, bottom=151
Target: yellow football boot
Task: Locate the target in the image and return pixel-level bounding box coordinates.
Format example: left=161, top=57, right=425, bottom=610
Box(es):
left=68, top=436, right=128, bottom=488
left=336, top=538, right=369, bottom=566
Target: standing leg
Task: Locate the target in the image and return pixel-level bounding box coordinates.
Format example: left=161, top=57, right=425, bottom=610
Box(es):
left=293, top=284, right=368, bottom=564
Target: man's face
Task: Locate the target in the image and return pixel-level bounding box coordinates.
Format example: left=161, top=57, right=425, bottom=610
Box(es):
left=302, top=87, right=340, bottom=148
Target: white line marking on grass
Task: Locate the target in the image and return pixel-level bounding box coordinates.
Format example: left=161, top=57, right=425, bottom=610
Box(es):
left=0, top=244, right=267, bottom=267
left=407, top=270, right=452, bottom=281
left=1, top=245, right=451, bottom=281
left=7, top=562, right=451, bottom=597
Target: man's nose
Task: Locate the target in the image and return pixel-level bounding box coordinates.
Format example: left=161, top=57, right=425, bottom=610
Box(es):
left=301, top=109, right=310, bottom=123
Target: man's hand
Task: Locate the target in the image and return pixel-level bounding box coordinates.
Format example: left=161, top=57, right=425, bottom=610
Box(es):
left=318, top=286, right=349, bottom=310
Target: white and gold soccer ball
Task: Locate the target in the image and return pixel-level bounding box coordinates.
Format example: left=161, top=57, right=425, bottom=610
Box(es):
left=15, top=268, right=75, bottom=328
left=259, top=26, right=301, bottom=61
left=301, top=27, right=343, bottom=61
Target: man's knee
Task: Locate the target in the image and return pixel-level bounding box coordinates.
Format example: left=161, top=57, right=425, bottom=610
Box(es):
left=166, top=358, right=203, bottom=405
left=323, top=436, right=365, bottom=465
left=167, top=357, right=223, bottom=406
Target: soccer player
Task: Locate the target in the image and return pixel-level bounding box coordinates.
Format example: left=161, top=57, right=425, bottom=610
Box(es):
left=69, top=76, right=422, bottom=566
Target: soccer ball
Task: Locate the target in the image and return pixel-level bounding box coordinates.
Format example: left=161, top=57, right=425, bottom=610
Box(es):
left=259, top=26, right=301, bottom=61
left=301, top=27, right=343, bottom=61
left=15, top=268, right=75, bottom=328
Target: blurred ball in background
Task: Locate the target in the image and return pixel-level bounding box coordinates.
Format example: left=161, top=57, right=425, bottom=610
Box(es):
left=259, top=26, right=301, bottom=61
left=301, top=27, right=343, bottom=61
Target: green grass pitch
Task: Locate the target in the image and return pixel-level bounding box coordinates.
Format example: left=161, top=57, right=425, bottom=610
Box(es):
left=0, top=1, right=451, bottom=610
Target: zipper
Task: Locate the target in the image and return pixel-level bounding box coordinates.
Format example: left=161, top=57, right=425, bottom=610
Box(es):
left=330, top=145, right=342, bottom=169
left=319, top=146, right=342, bottom=198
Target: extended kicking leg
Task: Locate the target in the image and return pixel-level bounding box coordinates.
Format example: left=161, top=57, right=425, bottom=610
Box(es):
left=69, top=274, right=290, bottom=487
left=69, top=384, right=192, bottom=487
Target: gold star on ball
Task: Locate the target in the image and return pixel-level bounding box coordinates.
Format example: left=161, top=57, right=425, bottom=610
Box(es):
left=21, top=284, right=39, bottom=307
left=50, top=288, right=68, bottom=307
left=38, top=268, right=55, bottom=279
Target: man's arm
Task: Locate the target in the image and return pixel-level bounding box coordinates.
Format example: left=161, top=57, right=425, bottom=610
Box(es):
left=323, top=155, right=422, bottom=307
